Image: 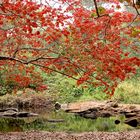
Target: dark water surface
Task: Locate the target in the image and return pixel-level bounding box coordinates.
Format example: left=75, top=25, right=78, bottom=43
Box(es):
left=0, top=109, right=139, bottom=132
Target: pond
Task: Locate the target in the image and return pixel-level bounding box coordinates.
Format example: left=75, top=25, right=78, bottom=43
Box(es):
left=0, top=109, right=139, bottom=132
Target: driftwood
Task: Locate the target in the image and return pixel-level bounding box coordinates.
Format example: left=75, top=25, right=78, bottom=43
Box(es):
left=57, top=101, right=140, bottom=127
left=0, top=108, right=38, bottom=118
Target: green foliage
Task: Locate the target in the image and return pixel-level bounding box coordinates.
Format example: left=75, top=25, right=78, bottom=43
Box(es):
left=0, top=86, right=12, bottom=96
left=0, top=118, right=24, bottom=132
left=78, top=86, right=109, bottom=101
left=113, top=75, right=140, bottom=104
left=42, top=73, right=82, bottom=103
left=40, top=72, right=140, bottom=103
left=0, top=72, right=13, bottom=96
left=0, top=86, right=7, bottom=96
left=41, top=73, right=107, bottom=103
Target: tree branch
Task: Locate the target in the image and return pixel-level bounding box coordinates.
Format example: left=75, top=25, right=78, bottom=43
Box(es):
left=0, top=56, right=25, bottom=63
left=133, top=0, right=140, bottom=15
left=93, top=0, right=100, bottom=17
left=31, top=62, right=79, bottom=81
left=0, top=56, right=58, bottom=64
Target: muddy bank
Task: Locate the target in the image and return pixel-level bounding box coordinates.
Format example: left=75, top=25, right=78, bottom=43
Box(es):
left=0, top=130, right=140, bottom=140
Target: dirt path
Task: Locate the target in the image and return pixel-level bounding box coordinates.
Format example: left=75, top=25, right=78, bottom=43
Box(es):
left=0, top=130, right=140, bottom=140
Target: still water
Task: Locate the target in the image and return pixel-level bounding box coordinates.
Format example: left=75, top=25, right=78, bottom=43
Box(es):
left=0, top=109, right=138, bottom=132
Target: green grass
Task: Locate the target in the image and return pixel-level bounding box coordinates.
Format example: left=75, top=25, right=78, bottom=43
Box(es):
left=41, top=72, right=140, bottom=104
left=113, top=77, right=140, bottom=104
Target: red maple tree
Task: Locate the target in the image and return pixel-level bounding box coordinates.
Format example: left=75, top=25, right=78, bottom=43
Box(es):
left=0, top=0, right=140, bottom=95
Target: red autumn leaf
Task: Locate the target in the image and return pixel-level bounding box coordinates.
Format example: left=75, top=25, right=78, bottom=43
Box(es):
left=31, top=22, right=38, bottom=28
left=0, top=0, right=140, bottom=96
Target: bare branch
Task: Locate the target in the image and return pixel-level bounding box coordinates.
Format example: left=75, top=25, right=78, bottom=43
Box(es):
left=93, top=0, right=100, bottom=17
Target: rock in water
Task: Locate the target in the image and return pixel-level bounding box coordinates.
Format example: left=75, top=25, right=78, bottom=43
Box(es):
left=3, top=110, right=17, bottom=117
left=16, top=112, right=38, bottom=117
left=124, top=118, right=138, bottom=127
left=115, top=120, right=120, bottom=125
left=55, top=102, right=61, bottom=110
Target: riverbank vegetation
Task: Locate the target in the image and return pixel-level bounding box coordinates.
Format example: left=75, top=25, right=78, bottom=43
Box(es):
left=0, top=72, right=139, bottom=106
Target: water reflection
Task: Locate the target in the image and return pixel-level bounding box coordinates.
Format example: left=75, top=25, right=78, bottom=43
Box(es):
left=0, top=109, right=138, bottom=132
